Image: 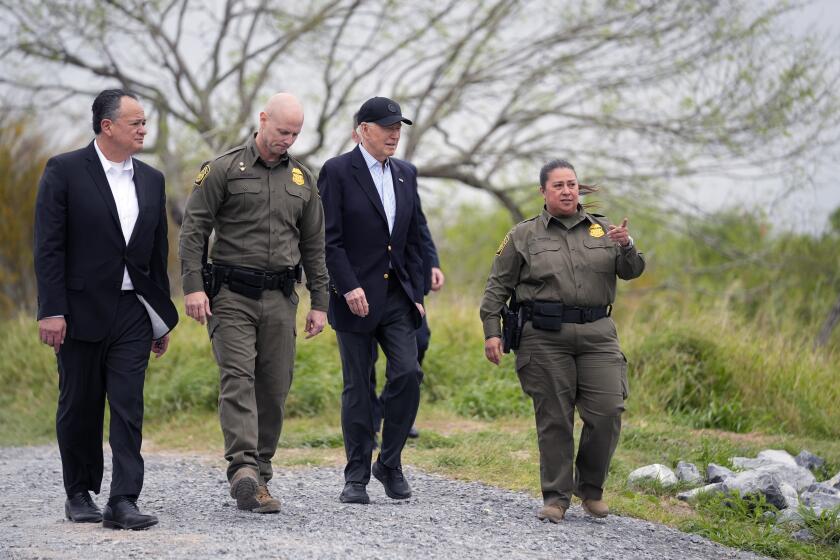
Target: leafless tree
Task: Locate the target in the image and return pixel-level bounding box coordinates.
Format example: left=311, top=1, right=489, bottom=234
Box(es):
left=1, top=0, right=838, bottom=222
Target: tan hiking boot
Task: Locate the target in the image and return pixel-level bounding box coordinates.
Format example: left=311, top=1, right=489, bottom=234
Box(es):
left=581, top=498, right=609, bottom=518
left=229, top=467, right=260, bottom=511
left=537, top=503, right=567, bottom=523
left=253, top=484, right=281, bottom=514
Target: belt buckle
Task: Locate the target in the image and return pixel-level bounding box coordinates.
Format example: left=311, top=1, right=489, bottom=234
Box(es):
left=581, top=307, right=594, bottom=322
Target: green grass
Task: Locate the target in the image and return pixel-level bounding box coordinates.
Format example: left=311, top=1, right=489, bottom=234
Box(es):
left=4, top=292, right=840, bottom=559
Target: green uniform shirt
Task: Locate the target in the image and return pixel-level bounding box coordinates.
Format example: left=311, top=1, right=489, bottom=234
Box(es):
left=179, top=134, right=329, bottom=311
left=480, top=206, right=645, bottom=338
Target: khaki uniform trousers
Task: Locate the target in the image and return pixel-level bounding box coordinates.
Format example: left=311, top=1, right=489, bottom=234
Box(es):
left=515, top=317, right=628, bottom=508
left=208, top=285, right=297, bottom=483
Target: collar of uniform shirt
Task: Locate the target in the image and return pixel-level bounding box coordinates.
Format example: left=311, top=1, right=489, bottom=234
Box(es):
left=245, top=132, right=289, bottom=169
left=540, top=206, right=587, bottom=230
left=93, top=138, right=134, bottom=178
left=358, top=141, right=390, bottom=172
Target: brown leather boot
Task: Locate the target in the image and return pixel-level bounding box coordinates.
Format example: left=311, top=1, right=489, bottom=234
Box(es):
left=253, top=484, right=281, bottom=514
left=581, top=499, right=609, bottom=518
left=537, top=503, right=567, bottom=523
left=229, top=467, right=260, bottom=511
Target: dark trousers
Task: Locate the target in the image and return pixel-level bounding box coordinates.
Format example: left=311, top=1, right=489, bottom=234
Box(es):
left=371, top=314, right=429, bottom=431
left=336, top=281, right=421, bottom=483
left=56, top=292, right=152, bottom=498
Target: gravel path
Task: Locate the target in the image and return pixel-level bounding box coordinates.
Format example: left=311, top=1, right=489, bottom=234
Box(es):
left=0, top=446, right=767, bottom=560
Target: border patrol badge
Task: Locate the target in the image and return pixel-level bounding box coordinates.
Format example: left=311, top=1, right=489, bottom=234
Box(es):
left=292, top=168, right=305, bottom=186
left=589, top=223, right=605, bottom=238
left=194, top=162, right=210, bottom=187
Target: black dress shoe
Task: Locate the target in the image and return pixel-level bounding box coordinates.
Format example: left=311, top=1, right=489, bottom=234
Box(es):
left=339, top=482, right=370, bottom=504
left=103, top=496, right=158, bottom=530
left=372, top=459, right=412, bottom=499
left=65, top=491, right=102, bottom=523
left=407, top=425, right=420, bottom=439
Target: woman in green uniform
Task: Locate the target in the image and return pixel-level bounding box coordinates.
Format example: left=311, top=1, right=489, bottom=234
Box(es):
left=480, top=159, right=645, bottom=523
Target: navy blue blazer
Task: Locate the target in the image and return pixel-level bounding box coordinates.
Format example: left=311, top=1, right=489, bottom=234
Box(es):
left=318, top=146, right=424, bottom=333
left=34, top=141, right=178, bottom=342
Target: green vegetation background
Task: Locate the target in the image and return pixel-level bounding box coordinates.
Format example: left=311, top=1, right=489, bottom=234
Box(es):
left=2, top=163, right=840, bottom=557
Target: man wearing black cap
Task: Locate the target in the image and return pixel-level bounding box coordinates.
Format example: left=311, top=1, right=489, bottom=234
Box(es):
left=318, top=96, right=425, bottom=504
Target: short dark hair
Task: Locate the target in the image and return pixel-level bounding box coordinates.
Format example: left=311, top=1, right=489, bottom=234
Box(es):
left=91, top=89, right=138, bottom=134
left=539, top=159, right=576, bottom=187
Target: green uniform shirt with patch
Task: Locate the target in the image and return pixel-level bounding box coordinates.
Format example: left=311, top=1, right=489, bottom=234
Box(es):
left=179, top=134, right=329, bottom=311
left=480, top=206, right=645, bottom=338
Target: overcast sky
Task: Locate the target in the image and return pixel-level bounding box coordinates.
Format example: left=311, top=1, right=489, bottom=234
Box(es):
left=694, top=0, right=840, bottom=234
left=5, top=1, right=839, bottom=233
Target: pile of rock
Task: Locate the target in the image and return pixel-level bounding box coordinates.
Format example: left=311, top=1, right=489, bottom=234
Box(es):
left=627, top=449, right=840, bottom=538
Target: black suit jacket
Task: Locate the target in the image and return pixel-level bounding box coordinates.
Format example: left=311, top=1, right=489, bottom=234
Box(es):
left=34, top=141, right=178, bottom=342
left=318, top=146, right=424, bottom=333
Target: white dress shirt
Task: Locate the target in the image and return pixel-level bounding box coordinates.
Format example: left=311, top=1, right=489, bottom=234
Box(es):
left=94, top=139, right=138, bottom=290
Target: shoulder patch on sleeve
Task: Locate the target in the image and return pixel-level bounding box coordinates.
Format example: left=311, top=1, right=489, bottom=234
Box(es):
left=194, top=161, right=211, bottom=187
left=495, top=232, right=511, bottom=256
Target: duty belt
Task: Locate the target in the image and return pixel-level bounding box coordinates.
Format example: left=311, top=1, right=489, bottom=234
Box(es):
left=520, top=301, right=611, bottom=331
left=207, top=263, right=301, bottom=300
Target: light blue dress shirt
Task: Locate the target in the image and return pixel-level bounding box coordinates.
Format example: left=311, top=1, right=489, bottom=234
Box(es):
left=358, top=143, right=396, bottom=234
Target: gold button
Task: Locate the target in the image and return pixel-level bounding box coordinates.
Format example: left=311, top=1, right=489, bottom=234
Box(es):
left=384, top=273, right=389, bottom=279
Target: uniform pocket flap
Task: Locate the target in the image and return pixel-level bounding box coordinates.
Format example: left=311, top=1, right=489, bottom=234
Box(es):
left=285, top=183, right=311, bottom=202
left=528, top=239, right=563, bottom=254
left=227, top=177, right=263, bottom=195
left=583, top=237, right=614, bottom=249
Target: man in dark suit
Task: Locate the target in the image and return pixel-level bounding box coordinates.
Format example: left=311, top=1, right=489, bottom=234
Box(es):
left=370, top=181, right=446, bottom=439
left=34, top=89, right=178, bottom=530
left=350, top=116, right=445, bottom=441
left=319, top=96, right=424, bottom=504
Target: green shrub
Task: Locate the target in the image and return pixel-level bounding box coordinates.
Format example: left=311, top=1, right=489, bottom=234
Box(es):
left=633, top=327, right=748, bottom=432
left=452, top=376, right=531, bottom=419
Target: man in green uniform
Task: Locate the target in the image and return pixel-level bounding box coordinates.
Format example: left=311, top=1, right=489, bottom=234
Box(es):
left=179, top=93, right=328, bottom=514
left=480, top=159, right=644, bottom=523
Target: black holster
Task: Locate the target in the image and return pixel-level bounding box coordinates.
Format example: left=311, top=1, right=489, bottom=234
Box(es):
left=501, top=293, right=522, bottom=353
left=202, top=263, right=223, bottom=301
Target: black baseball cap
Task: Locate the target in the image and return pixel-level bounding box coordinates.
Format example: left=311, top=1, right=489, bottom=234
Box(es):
left=356, top=96, right=413, bottom=126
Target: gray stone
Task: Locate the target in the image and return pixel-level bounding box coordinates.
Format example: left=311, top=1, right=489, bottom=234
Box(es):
left=753, top=462, right=816, bottom=492
left=775, top=508, right=805, bottom=527
left=721, top=470, right=786, bottom=510
left=675, top=461, right=703, bottom=485
left=794, top=450, right=825, bottom=471
left=800, top=488, right=840, bottom=514
left=628, top=464, right=679, bottom=487
left=792, top=529, right=814, bottom=542
left=731, top=449, right=798, bottom=471
left=805, top=482, right=840, bottom=496
left=757, top=449, right=798, bottom=466
left=779, top=482, right=799, bottom=510
left=707, top=463, right=735, bottom=483
left=677, top=483, right=724, bottom=502
left=826, top=471, right=840, bottom=489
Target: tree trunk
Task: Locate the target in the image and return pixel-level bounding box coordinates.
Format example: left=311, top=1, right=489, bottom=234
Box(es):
left=815, top=293, right=840, bottom=348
